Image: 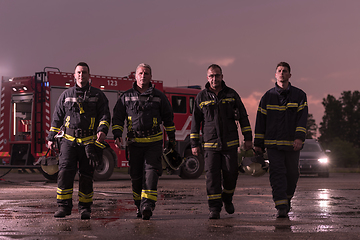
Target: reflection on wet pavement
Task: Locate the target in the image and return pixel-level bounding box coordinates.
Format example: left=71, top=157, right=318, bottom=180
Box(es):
left=1, top=173, right=360, bottom=239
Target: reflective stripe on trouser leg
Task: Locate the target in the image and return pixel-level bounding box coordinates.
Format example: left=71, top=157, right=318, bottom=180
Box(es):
left=141, top=189, right=158, bottom=201
left=204, top=150, right=223, bottom=212
left=57, top=188, right=73, bottom=200
left=78, top=157, right=94, bottom=210
left=57, top=140, right=78, bottom=209
left=128, top=141, right=162, bottom=210
left=78, top=191, right=94, bottom=203
left=268, top=148, right=300, bottom=209
left=221, top=188, right=235, bottom=204
left=221, top=148, right=238, bottom=204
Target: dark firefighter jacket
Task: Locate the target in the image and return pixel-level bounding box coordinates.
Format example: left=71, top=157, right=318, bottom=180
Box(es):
left=254, top=82, right=308, bottom=151
left=190, top=81, right=252, bottom=151
left=47, top=83, right=111, bottom=145
left=112, top=82, right=175, bottom=143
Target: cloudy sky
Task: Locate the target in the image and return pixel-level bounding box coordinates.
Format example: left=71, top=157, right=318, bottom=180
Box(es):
left=1, top=0, right=359, bottom=137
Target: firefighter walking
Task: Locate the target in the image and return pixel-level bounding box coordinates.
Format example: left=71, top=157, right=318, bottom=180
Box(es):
left=112, top=63, right=176, bottom=220
left=254, top=62, right=308, bottom=218
left=191, top=64, right=253, bottom=219
left=47, top=62, right=111, bottom=219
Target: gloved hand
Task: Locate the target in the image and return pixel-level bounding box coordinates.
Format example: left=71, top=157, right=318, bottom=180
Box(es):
left=85, top=144, right=102, bottom=168
left=167, top=139, right=176, bottom=151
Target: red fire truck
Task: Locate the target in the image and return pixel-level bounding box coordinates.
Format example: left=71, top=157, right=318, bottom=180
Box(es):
left=0, top=68, right=204, bottom=180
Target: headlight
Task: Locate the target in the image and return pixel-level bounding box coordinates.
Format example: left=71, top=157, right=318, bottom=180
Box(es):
left=318, top=158, right=328, bottom=163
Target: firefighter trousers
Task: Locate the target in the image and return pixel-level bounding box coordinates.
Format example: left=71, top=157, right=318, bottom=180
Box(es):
left=128, top=141, right=163, bottom=211
left=204, top=148, right=238, bottom=212
left=267, top=148, right=300, bottom=210
left=57, top=139, right=94, bottom=211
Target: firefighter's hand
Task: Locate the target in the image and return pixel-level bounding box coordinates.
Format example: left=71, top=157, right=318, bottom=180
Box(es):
left=47, top=141, right=54, bottom=150
left=97, top=131, right=106, bottom=142
left=244, top=140, right=253, bottom=150
left=293, top=139, right=302, bottom=151
left=254, top=146, right=263, bottom=153
left=192, top=146, right=200, bottom=156
left=114, top=137, right=123, bottom=149
left=167, top=139, right=176, bottom=150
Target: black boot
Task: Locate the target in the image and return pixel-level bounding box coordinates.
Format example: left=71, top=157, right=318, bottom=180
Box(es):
left=54, top=207, right=71, bottom=218
left=142, top=206, right=153, bottom=220
left=80, top=209, right=91, bottom=220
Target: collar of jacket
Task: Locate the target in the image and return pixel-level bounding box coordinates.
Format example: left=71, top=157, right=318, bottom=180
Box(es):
left=275, top=82, right=291, bottom=95
left=75, top=83, right=90, bottom=92
left=205, top=80, right=227, bottom=94
left=132, top=81, right=154, bottom=94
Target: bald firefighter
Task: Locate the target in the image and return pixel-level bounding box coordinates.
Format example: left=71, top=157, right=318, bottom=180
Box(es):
left=112, top=63, right=176, bottom=220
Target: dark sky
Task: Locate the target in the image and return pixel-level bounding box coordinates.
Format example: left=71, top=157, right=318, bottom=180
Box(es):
left=1, top=0, right=360, bottom=134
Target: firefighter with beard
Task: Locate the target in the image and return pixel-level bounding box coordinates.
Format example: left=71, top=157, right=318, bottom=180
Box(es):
left=112, top=63, right=176, bottom=220
left=191, top=64, right=253, bottom=219
left=47, top=62, right=110, bottom=219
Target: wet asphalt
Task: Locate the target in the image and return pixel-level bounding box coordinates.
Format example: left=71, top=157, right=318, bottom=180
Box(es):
left=1, top=170, right=360, bottom=240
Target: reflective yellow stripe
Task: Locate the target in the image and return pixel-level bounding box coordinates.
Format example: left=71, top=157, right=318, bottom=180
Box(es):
left=78, top=191, right=93, bottom=203
left=132, top=132, right=163, bottom=143
left=127, top=116, right=132, bottom=131
left=63, top=134, right=96, bottom=145
left=141, top=190, right=157, bottom=201
left=79, top=103, right=85, bottom=114
left=241, top=126, right=252, bottom=133
left=267, top=102, right=303, bottom=111
left=255, top=133, right=264, bottom=139
left=190, top=133, right=199, bottom=139
left=275, top=199, right=289, bottom=206
left=165, top=125, right=176, bottom=131
left=65, top=116, right=70, bottom=128
left=298, top=102, right=308, bottom=112
left=89, top=117, right=95, bottom=129
left=223, top=188, right=235, bottom=194
left=227, top=140, right=239, bottom=147
left=204, top=142, right=218, bottom=148
left=57, top=188, right=73, bottom=200
left=258, top=107, right=267, bottom=115
left=50, top=127, right=61, bottom=132
left=264, top=140, right=297, bottom=146
left=133, top=191, right=141, bottom=201
left=296, top=127, right=306, bottom=133
left=95, top=140, right=106, bottom=149
left=99, top=120, right=109, bottom=128
left=152, top=118, right=158, bottom=128
left=112, top=125, right=123, bottom=131
left=207, top=194, right=221, bottom=200
left=199, top=100, right=215, bottom=109
left=221, top=98, right=235, bottom=103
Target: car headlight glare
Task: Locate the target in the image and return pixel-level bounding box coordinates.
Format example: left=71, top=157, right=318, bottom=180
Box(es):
left=318, top=158, right=328, bottom=163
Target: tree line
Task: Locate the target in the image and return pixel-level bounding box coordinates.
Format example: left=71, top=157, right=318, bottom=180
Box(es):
left=307, top=91, right=360, bottom=167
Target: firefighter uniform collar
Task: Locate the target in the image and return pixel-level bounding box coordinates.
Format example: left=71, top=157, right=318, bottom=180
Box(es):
left=75, top=83, right=90, bottom=92
left=205, top=80, right=227, bottom=95
left=132, top=81, right=154, bottom=94
left=275, top=82, right=291, bottom=95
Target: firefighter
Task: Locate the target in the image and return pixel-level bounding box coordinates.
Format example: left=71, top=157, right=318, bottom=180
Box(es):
left=112, top=63, right=176, bottom=220
left=47, top=62, right=110, bottom=219
left=254, top=62, right=308, bottom=218
left=191, top=64, right=253, bottom=219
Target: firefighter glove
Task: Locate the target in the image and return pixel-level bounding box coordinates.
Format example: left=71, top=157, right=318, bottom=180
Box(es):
left=167, top=139, right=176, bottom=150
left=85, top=144, right=102, bottom=168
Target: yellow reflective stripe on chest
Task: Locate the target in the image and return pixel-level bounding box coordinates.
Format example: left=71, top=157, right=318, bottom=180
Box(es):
left=199, top=100, right=215, bottom=109
left=267, top=102, right=299, bottom=111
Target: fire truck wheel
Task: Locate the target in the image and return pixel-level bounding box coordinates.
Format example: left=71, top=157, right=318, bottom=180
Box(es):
left=179, top=149, right=204, bottom=179
left=93, top=148, right=115, bottom=181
